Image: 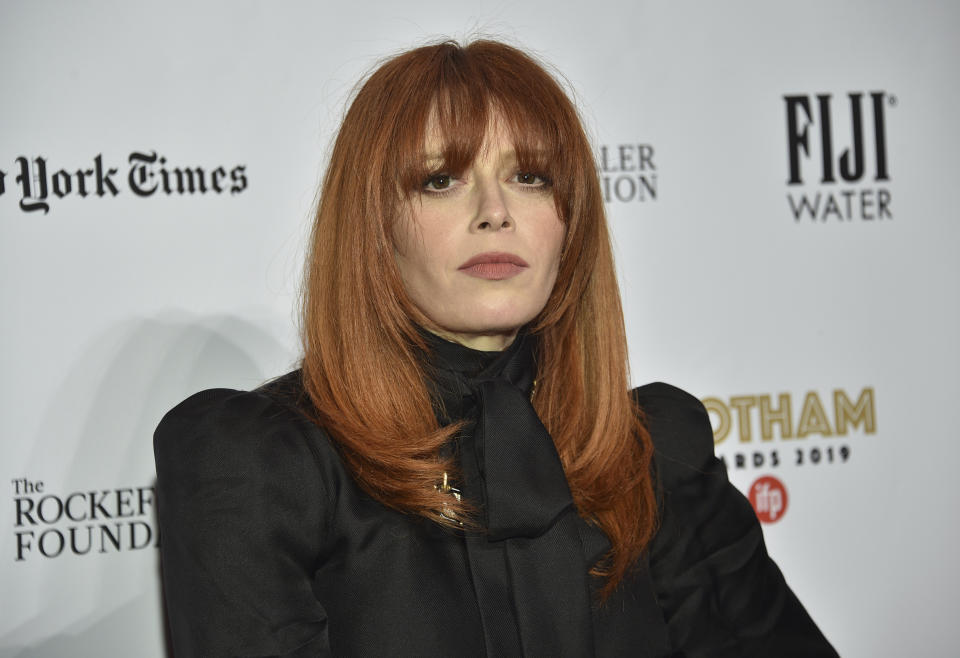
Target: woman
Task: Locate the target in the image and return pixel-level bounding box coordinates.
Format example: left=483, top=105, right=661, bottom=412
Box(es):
left=155, top=40, right=837, bottom=656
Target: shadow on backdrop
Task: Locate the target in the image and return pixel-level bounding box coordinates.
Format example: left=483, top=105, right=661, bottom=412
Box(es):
left=2, top=312, right=293, bottom=658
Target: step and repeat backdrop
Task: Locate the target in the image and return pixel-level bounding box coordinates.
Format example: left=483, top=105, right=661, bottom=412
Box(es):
left=2, top=1, right=958, bottom=656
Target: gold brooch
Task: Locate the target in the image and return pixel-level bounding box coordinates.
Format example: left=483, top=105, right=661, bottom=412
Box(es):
left=435, top=472, right=463, bottom=525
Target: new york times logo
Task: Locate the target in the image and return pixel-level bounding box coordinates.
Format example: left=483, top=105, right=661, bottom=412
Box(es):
left=785, top=92, right=894, bottom=221
left=11, top=478, right=158, bottom=561
left=0, top=151, right=248, bottom=214
left=598, top=144, right=657, bottom=203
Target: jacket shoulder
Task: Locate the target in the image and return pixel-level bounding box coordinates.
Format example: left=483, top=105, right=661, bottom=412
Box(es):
left=632, top=382, right=717, bottom=480
left=153, top=372, right=333, bottom=510
left=153, top=373, right=336, bottom=655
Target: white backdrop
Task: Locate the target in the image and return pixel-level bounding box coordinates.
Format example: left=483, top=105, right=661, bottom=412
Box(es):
left=2, top=1, right=958, bottom=656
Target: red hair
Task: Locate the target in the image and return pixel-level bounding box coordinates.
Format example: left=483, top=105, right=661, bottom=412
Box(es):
left=300, top=40, right=655, bottom=598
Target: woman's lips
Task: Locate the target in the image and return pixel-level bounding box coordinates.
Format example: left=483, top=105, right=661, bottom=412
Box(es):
left=458, top=252, right=529, bottom=280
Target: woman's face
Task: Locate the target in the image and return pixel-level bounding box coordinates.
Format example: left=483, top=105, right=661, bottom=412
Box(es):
left=394, top=120, right=565, bottom=351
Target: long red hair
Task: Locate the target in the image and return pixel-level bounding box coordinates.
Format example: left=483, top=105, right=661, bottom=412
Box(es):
left=301, top=39, right=655, bottom=598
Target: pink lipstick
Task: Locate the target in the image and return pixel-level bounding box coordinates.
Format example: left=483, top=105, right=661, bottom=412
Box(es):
left=458, top=252, right=529, bottom=280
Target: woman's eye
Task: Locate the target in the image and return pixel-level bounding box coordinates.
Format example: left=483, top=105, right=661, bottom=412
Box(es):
left=515, top=172, right=549, bottom=186
left=424, top=174, right=453, bottom=191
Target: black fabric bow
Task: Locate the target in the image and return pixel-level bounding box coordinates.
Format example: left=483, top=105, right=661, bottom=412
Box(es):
left=423, top=331, right=612, bottom=656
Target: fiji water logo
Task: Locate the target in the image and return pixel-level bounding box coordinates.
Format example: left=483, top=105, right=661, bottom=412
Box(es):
left=784, top=91, right=895, bottom=222
left=749, top=475, right=788, bottom=523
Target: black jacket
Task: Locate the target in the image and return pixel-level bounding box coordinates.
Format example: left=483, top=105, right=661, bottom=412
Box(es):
left=154, top=337, right=836, bottom=657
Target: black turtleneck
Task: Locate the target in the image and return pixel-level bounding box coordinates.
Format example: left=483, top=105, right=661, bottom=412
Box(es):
left=418, top=331, right=620, bottom=655
left=153, top=337, right=838, bottom=657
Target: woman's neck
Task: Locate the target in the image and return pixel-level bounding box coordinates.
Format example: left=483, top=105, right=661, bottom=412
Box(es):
left=428, top=328, right=517, bottom=352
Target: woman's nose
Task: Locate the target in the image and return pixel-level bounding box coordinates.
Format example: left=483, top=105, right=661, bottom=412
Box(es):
left=471, top=179, right=513, bottom=232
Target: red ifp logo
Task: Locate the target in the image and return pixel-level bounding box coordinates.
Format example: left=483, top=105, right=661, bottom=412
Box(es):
left=749, top=476, right=788, bottom=523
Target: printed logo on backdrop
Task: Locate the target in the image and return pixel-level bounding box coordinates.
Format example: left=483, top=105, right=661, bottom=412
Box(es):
left=784, top=92, right=895, bottom=222
left=702, top=387, right=876, bottom=522
left=749, top=476, right=788, bottom=524
left=11, top=478, right=158, bottom=561
left=598, top=144, right=657, bottom=204
left=0, top=152, right=248, bottom=214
